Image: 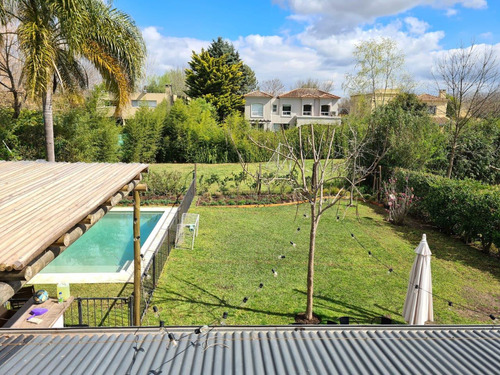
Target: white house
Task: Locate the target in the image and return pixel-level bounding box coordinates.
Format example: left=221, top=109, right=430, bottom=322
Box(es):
left=244, top=88, right=341, bottom=131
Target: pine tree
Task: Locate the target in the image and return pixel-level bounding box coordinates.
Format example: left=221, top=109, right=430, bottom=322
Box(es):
left=207, top=37, right=257, bottom=95
left=185, top=50, right=244, bottom=121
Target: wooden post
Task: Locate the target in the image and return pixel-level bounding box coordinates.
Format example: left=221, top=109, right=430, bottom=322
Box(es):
left=133, top=189, right=141, bottom=326
left=377, top=165, right=382, bottom=202
left=257, top=163, right=262, bottom=196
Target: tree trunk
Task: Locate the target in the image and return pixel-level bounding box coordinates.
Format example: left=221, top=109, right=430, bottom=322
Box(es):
left=305, top=207, right=319, bottom=321
left=12, top=90, right=21, bottom=119
left=446, top=139, right=457, bottom=179
left=42, top=85, right=55, bottom=162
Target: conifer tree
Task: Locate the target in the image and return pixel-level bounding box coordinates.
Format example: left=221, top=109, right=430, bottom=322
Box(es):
left=185, top=50, right=244, bottom=121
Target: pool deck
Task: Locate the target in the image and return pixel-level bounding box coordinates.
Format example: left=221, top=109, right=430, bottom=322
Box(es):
left=29, top=206, right=178, bottom=284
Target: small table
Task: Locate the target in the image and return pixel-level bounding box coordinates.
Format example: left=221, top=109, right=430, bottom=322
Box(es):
left=4, top=296, right=74, bottom=328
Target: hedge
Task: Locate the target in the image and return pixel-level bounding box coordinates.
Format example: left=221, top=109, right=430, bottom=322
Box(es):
left=394, top=169, right=500, bottom=253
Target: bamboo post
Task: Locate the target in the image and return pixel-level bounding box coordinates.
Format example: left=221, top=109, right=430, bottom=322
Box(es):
left=257, top=163, right=262, bottom=196
left=133, top=189, right=141, bottom=326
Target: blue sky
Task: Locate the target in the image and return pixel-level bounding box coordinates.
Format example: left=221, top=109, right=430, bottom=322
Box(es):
left=113, top=0, right=500, bottom=93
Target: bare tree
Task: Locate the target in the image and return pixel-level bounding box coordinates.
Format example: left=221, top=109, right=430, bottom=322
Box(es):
left=294, top=78, right=334, bottom=92
left=0, top=25, right=25, bottom=118
left=435, top=43, right=500, bottom=178
left=232, top=124, right=385, bottom=322
left=259, top=78, right=285, bottom=96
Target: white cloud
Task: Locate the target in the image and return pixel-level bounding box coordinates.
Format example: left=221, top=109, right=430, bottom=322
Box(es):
left=445, top=8, right=458, bottom=16
left=405, top=17, right=430, bottom=35
left=274, top=0, right=487, bottom=35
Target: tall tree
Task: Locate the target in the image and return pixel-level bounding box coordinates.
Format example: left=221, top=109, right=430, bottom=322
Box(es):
left=185, top=50, right=243, bottom=121
left=1, top=0, right=145, bottom=161
left=435, top=43, right=500, bottom=178
left=0, top=24, right=25, bottom=118
left=145, top=68, right=187, bottom=96
left=344, top=38, right=411, bottom=109
left=207, top=36, right=257, bottom=95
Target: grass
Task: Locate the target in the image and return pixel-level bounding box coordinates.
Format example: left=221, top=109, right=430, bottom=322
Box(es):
left=143, top=202, right=500, bottom=326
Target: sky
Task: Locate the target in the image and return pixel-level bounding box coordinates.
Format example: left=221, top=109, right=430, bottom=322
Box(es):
left=113, top=0, right=500, bottom=95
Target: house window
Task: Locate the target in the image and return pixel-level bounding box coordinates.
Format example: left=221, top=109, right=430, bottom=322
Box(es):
left=427, top=105, right=437, bottom=115
left=282, top=105, right=291, bottom=116
left=272, top=104, right=278, bottom=113
left=321, top=105, right=330, bottom=116
left=251, top=103, right=264, bottom=117
left=131, top=100, right=157, bottom=108
left=303, top=104, right=312, bottom=116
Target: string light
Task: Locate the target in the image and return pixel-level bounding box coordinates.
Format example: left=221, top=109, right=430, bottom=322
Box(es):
left=490, top=314, right=497, bottom=321
left=168, top=333, right=177, bottom=346
left=297, top=227, right=301, bottom=232
left=242, top=297, right=248, bottom=304
left=279, top=255, right=286, bottom=259
left=221, top=312, right=228, bottom=326
left=368, top=251, right=372, bottom=257
left=194, top=325, right=209, bottom=334
left=387, top=268, right=393, bottom=274
left=272, top=268, right=278, bottom=277
left=290, top=241, right=296, bottom=247
left=258, top=283, right=264, bottom=289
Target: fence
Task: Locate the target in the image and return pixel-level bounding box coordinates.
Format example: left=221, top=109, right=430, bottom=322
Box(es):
left=64, top=297, right=133, bottom=327
left=63, top=170, right=197, bottom=327
left=140, top=171, right=197, bottom=321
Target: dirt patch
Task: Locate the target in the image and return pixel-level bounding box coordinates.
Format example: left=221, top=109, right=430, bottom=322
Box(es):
left=295, top=312, right=322, bottom=324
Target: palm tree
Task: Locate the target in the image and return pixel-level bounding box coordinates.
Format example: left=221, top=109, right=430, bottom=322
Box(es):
left=1, top=0, right=145, bottom=161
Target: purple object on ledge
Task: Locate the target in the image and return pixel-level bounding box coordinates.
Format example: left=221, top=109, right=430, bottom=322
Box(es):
left=27, top=308, right=48, bottom=320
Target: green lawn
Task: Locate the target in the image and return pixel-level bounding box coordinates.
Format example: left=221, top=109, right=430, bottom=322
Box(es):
left=143, top=202, right=500, bottom=326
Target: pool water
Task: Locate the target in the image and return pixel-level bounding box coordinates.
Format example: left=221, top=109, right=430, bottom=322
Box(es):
left=41, top=212, right=163, bottom=273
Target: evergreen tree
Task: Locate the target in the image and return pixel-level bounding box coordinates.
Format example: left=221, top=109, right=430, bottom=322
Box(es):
left=207, top=37, right=257, bottom=95
left=185, top=50, right=244, bottom=121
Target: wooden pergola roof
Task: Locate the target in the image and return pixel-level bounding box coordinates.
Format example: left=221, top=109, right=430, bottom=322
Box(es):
left=0, top=161, right=148, bottom=302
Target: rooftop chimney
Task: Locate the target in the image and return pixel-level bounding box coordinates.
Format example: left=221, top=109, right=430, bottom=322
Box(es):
left=439, top=89, right=446, bottom=99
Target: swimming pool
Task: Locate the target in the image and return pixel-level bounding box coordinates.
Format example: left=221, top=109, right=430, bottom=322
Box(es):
left=30, top=207, right=177, bottom=284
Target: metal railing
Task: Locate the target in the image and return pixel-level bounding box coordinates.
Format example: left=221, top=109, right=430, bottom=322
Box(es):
left=64, top=296, right=133, bottom=327
left=139, top=171, right=197, bottom=321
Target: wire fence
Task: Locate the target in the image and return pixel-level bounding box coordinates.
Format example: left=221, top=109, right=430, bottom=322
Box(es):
left=140, top=171, right=197, bottom=322
left=64, top=297, right=133, bottom=327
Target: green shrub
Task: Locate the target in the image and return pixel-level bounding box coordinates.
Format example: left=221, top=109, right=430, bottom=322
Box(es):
left=394, top=169, right=500, bottom=253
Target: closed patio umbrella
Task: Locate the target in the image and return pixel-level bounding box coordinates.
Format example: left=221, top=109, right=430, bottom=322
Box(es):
left=403, top=234, right=434, bottom=325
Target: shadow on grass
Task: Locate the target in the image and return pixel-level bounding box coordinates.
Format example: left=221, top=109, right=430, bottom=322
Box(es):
left=292, top=289, right=404, bottom=324
left=153, top=277, right=296, bottom=321
left=361, top=203, right=500, bottom=283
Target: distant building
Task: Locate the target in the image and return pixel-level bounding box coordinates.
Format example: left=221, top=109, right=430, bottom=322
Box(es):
left=244, top=88, right=341, bottom=131
left=350, top=89, right=449, bottom=123
left=104, top=85, right=180, bottom=120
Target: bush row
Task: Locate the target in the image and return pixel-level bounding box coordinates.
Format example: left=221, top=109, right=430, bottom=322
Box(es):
left=394, top=169, right=500, bottom=253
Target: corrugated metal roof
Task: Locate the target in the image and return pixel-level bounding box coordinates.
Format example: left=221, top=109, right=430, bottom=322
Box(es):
left=0, top=161, right=148, bottom=271
left=0, top=325, right=498, bottom=374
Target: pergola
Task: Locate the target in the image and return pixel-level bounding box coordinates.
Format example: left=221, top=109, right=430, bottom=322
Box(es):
left=0, top=161, right=148, bottom=325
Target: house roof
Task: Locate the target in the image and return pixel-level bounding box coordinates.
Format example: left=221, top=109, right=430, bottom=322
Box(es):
left=279, top=88, right=340, bottom=99
left=243, top=90, right=273, bottom=98
left=0, top=161, right=147, bottom=301
left=0, top=325, right=498, bottom=374
left=418, top=93, right=447, bottom=102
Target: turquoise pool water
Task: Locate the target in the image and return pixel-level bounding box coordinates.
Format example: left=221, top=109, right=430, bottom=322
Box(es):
left=41, top=212, right=163, bottom=273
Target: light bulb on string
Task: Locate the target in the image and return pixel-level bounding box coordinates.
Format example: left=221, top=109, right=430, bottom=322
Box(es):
left=303, top=213, right=308, bottom=218
left=221, top=311, right=228, bottom=326
left=278, top=255, right=286, bottom=259
left=290, top=241, right=296, bottom=247
left=297, top=227, right=301, bottom=232
left=194, top=325, right=209, bottom=334
left=448, top=301, right=453, bottom=310
left=351, top=233, right=355, bottom=239
left=368, top=251, right=372, bottom=257
left=336, top=216, right=340, bottom=222
left=258, top=283, right=264, bottom=291
left=272, top=268, right=278, bottom=277
left=387, top=268, right=393, bottom=274
left=168, top=333, right=177, bottom=347
left=242, top=297, right=248, bottom=304
left=490, top=314, right=497, bottom=322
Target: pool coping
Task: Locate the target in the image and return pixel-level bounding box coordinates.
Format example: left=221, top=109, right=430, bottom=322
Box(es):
left=29, top=206, right=178, bottom=284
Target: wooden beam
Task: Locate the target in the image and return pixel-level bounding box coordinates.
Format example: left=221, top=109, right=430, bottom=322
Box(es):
left=133, top=189, right=141, bottom=326
left=135, top=184, right=148, bottom=192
